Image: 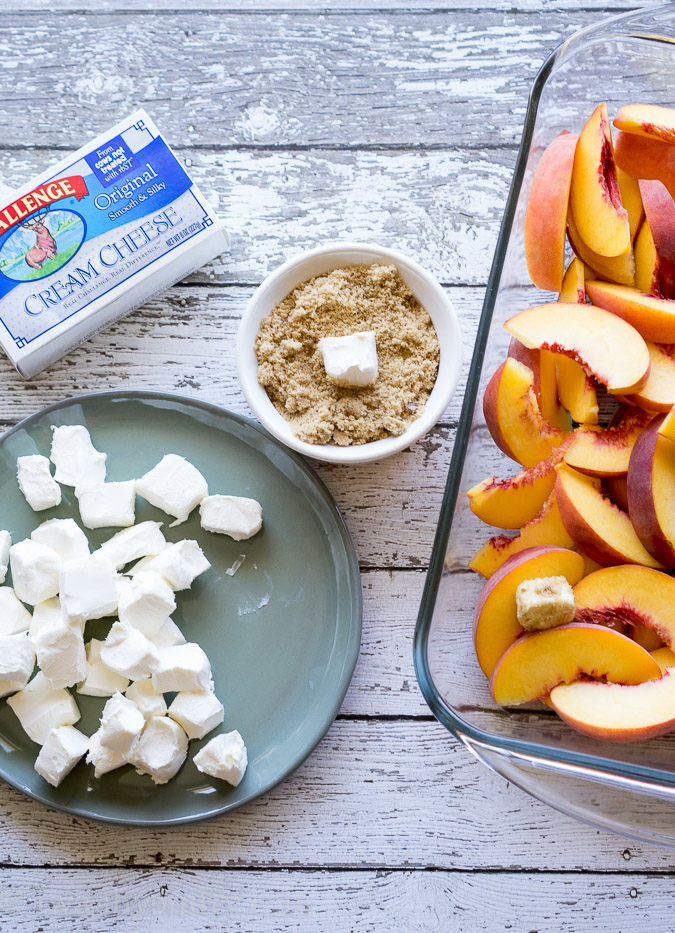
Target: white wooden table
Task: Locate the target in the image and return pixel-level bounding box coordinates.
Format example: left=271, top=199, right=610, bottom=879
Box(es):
left=1, top=2, right=674, bottom=929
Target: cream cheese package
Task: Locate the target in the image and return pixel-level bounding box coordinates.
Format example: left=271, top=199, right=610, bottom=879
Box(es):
left=0, top=110, right=226, bottom=378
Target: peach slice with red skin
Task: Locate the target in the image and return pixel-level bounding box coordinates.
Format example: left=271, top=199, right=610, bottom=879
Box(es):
left=614, top=130, right=675, bottom=202
left=524, top=131, right=578, bottom=291
left=559, top=257, right=586, bottom=304
left=617, top=167, right=644, bottom=243
left=635, top=180, right=675, bottom=299
left=627, top=414, right=675, bottom=567
left=584, top=280, right=675, bottom=344
left=482, top=357, right=569, bottom=467
left=622, top=342, right=675, bottom=412
left=504, top=302, right=650, bottom=395
left=555, top=463, right=663, bottom=568
left=490, top=622, right=660, bottom=706
left=507, top=339, right=570, bottom=431
left=555, top=260, right=600, bottom=424
left=570, top=103, right=630, bottom=257
left=658, top=404, right=675, bottom=443
left=614, top=104, right=675, bottom=145
left=603, top=475, right=629, bottom=512
left=652, top=646, right=675, bottom=673
left=473, top=546, right=585, bottom=679
left=562, top=408, right=651, bottom=476
left=635, top=221, right=666, bottom=297
left=567, top=211, right=635, bottom=286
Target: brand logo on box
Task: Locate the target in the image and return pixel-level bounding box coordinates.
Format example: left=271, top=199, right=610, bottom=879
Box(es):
left=0, top=177, right=88, bottom=236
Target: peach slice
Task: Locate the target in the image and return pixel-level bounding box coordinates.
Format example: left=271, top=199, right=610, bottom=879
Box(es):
left=504, top=302, right=650, bottom=395
left=614, top=104, right=675, bottom=144
left=603, top=475, right=629, bottom=512
left=636, top=180, right=675, bottom=298
left=490, top=623, right=660, bottom=706
left=652, top=646, right=675, bottom=673
left=632, top=623, right=664, bottom=652
left=573, top=564, right=675, bottom=647
left=556, top=260, right=600, bottom=424
left=570, top=103, right=630, bottom=257
left=469, top=489, right=576, bottom=578
left=635, top=220, right=664, bottom=296
left=555, top=463, right=663, bottom=568
left=507, top=339, right=570, bottom=431
left=482, top=357, right=569, bottom=467
left=567, top=212, right=635, bottom=286
left=524, top=131, right=578, bottom=291
left=623, top=342, right=675, bottom=412
left=559, top=257, right=586, bottom=304
left=473, top=546, right=585, bottom=679
left=658, top=404, right=675, bottom=442
left=585, top=280, right=675, bottom=343
left=562, top=408, right=651, bottom=476
left=614, top=130, right=675, bottom=202
left=550, top=670, right=675, bottom=743
left=627, top=414, right=675, bottom=567
left=617, top=167, right=644, bottom=242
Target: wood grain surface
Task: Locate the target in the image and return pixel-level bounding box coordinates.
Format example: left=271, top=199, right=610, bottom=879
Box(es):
left=1, top=2, right=674, bottom=931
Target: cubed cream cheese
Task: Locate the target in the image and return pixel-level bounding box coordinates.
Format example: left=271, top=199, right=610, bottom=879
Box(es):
left=124, top=678, right=167, bottom=720
left=59, top=554, right=118, bottom=623
left=33, top=619, right=86, bottom=689
left=16, top=455, right=61, bottom=511
left=86, top=728, right=127, bottom=778
left=152, top=643, right=213, bottom=694
left=0, top=632, right=35, bottom=685
left=50, top=424, right=107, bottom=487
left=0, top=530, right=11, bottom=584
left=193, top=730, right=248, bottom=787
left=7, top=671, right=80, bottom=744
left=100, top=621, right=159, bottom=681
left=318, top=330, right=378, bottom=387
left=76, top=480, right=136, bottom=530
left=0, top=586, right=32, bottom=635
left=98, top=692, right=145, bottom=754
left=29, top=597, right=65, bottom=643
left=168, top=689, right=224, bottom=740
left=31, top=518, right=90, bottom=564
left=129, top=539, right=210, bottom=591
left=97, top=521, right=166, bottom=570
left=516, top=575, right=576, bottom=632
left=150, top=617, right=186, bottom=648
left=117, top=571, right=176, bottom=636
left=127, top=715, right=188, bottom=784
left=9, top=539, right=61, bottom=605
left=77, top=638, right=130, bottom=697
left=199, top=495, right=262, bottom=541
left=135, top=454, right=208, bottom=524
left=34, top=725, right=89, bottom=787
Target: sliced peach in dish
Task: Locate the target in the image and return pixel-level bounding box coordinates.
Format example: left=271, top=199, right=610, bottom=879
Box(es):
left=622, top=342, right=675, bottom=412
left=658, top=404, right=675, bottom=442
left=562, top=408, right=651, bottom=476
left=559, top=257, right=586, bottom=304
left=614, top=104, right=675, bottom=144
left=555, top=463, right=664, bottom=568
left=473, top=546, right=585, bottom=679
left=524, top=131, right=578, bottom=292
left=636, top=180, right=675, bottom=298
left=632, top=623, right=664, bottom=652
left=554, top=267, right=600, bottom=426
left=627, top=414, right=675, bottom=567
left=504, top=302, right=650, bottom=395
left=585, top=280, right=675, bottom=343
left=635, top=220, right=665, bottom=296
left=570, top=103, right=630, bottom=257
left=482, top=357, right=569, bottom=467
left=617, top=167, right=644, bottom=242
left=614, top=130, right=675, bottom=202
left=652, top=646, right=675, bottom=673
left=507, top=339, right=570, bottom=431
left=469, top=489, right=576, bottom=578
left=490, top=622, right=660, bottom=706
left=603, top=475, right=629, bottom=512
left=567, top=212, right=635, bottom=286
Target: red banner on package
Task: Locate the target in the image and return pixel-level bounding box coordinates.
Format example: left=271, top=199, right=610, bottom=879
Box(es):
left=0, top=176, right=89, bottom=235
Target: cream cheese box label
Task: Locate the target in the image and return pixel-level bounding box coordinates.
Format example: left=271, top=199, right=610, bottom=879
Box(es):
left=0, top=110, right=227, bottom=377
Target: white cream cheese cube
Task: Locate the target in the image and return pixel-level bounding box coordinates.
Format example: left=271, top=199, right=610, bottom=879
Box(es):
left=0, top=632, right=35, bottom=684
left=31, top=518, right=90, bottom=564
left=97, top=521, right=166, bottom=570
left=516, top=576, right=577, bottom=632
left=0, top=586, right=32, bottom=635
left=151, top=617, right=186, bottom=648
left=193, top=730, right=248, bottom=787
left=100, top=621, right=159, bottom=681
left=135, top=454, right=208, bottom=524
left=7, top=671, right=80, bottom=744
left=125, top=678, right=167, bottom=720
left=9, top=539, right=61, bottom=605
left=34, top=619, right=86, bottom=689
left=98, top=692, right=145, bottom=754
left=199, top=495, right=262, bottom=541
left=50, top=425, right=107, bottom=487
left=168, top=690, right=224, bottom=740
left=0, top=679, right=27, bottom=698
left=86, top=728, right=127, bottom=778
left=152, top=643, right=213, bottom=694
left=78, top=638, right=130, bottom=697
left=29, top=597, right=64, bottom=643
left=76, top=480, right=136, bottom=530
left=0, top=530, right=11, bottom=584
left=318, top=330, right=378, bottom=387
left=17, top=455, right=62, bottom=511
left=117, top=571, right=176, bottom=636
left=130, top=540, right=211, bottom=591
left=59, top=554, right=118, bottom=623
left=34, top=725, right=89, bottom=787
left=127, top=715, right=188, bottom=784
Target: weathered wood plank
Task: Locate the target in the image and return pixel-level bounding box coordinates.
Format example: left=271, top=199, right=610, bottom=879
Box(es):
left=2, top=866, right=674, bottom=932
left=14, top=2, right=648, bottom=12
left=1, top=718, right=674, bottom=871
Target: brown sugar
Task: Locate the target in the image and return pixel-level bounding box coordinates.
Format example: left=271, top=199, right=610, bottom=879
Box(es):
left=254, top=263, right=440, bottom=446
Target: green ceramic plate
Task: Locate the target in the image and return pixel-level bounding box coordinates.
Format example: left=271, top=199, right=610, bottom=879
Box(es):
left=0, top=391, right=361, bottom=826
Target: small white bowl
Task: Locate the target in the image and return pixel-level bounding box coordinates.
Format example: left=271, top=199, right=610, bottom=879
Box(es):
left=237, top=242, right=462, bottom=464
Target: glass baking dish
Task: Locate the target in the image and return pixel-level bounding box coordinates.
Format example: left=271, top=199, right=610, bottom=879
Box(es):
left=414, top=3, right=675, bottom=847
